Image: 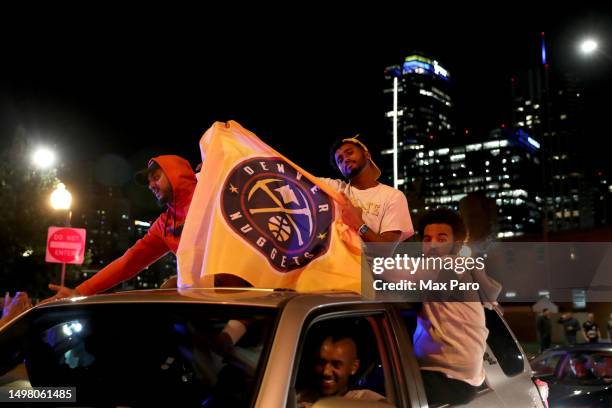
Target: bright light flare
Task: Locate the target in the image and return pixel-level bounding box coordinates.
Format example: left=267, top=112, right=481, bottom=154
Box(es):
left=580, top=38, right=598, bottom=55
left=32, top=147, right=56, bottom=169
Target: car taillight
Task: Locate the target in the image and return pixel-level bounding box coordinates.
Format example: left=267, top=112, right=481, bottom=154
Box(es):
left=533, top=378, right=549, bottom=408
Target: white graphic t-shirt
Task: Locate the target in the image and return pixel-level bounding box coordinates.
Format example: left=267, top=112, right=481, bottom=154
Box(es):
left=321, top=178, right=414, bottom=240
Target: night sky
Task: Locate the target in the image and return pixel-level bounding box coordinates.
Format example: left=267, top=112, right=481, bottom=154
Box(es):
left=1, top=5, right=611, bottom=218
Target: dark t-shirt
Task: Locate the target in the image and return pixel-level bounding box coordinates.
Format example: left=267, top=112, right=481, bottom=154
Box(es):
left=583, top=321, right=599, bottom=342
left=537, top=316, right=552, bottom=337
left=558, top=317, right=579, bottom=335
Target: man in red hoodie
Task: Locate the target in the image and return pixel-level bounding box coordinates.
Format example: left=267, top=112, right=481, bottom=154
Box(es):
left=44, top=155, right=197, bottom=300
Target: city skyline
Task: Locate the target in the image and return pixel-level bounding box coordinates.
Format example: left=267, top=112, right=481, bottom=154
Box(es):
left=1, top=6, right=611, bottom=232
left=2, top=7, right=611, bottom=174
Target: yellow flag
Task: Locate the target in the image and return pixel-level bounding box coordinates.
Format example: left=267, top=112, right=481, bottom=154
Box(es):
left=177, top=121, right=362, bottom=292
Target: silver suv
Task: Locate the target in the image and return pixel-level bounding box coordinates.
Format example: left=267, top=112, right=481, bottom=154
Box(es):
left=0, top=289, right=546, bottom=407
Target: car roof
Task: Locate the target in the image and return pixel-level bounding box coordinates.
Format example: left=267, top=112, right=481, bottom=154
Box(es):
left=34, top=288, right=374, bottom=310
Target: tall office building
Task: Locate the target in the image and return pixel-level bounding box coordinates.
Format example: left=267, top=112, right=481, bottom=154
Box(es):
left=383, top=54, right=455, bottom=191
left=398, top=127, right=543, bottom=237
left=510, top=34, right=593, bottom=232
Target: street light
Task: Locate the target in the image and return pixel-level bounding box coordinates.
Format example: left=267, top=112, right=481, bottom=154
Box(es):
left=580, top=38, right=598, bottom=55
left=32, top=147, right=56, bottom=169
left=50, top=183, right=72, bottom=211
left=50, top=183, right=73, bottom=287
left=577, top=37, right=612, bottom=63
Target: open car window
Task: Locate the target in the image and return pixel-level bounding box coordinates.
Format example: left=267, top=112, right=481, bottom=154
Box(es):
left=0, top=303, right=277, bottom=408
left=293, top=315, right=394, bottom=407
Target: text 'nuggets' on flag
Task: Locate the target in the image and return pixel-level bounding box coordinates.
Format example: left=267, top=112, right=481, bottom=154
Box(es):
left=177, top=121, right=362, bottom=293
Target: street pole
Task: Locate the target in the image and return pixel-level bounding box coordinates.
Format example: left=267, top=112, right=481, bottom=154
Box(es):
left=393, top=76, right=399, bottom=189
left=60, top=210, right=72, bottom=287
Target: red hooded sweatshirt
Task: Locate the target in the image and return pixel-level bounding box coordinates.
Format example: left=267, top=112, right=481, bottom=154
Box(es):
left=76, top=155, right=197, bottom=296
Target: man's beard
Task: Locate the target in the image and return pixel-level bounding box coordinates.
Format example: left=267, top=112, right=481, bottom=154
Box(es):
left=346, top=162, right=365, bottom=179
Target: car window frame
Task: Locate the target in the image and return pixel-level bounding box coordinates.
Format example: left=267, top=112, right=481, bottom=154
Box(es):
left=1, top=302, right=281, bottom=408
left=287, top=303, right=409, bottom=408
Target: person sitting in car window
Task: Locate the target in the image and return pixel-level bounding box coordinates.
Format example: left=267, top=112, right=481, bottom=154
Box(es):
left=375, top=208, right=501, bottom=406
left=413, top=209, right=498, bottom=405
left=296, top=325, right=385, bottom=407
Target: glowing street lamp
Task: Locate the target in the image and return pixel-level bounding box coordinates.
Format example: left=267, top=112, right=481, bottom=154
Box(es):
left=50, top=182, right=73, bottom=287
left=32, top=147, right=56, bottom=169
left=50, top=183, right=72, bottom=211
left=580, top=38, right=598, bottom=55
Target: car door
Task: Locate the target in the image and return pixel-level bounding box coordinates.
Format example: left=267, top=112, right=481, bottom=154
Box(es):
left=390, top=304, right=508, bottom=408
left=276, top=301, right=419, bottom=408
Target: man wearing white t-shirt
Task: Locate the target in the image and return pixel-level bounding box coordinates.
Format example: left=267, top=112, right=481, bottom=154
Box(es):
left=322, top=136, right=413, bottom=243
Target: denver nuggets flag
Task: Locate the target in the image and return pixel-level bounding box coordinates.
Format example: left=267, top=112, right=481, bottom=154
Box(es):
left=177, top=121, right=362, bottom=292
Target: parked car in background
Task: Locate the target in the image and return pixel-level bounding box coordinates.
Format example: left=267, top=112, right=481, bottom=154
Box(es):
left=531, top=343, right=612, bottom=407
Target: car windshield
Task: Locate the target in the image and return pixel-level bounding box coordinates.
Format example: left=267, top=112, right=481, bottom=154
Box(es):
left=0, top=302, right=277, bottom=407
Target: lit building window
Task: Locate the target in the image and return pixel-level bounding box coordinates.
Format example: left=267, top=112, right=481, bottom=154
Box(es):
left=483, top=141, right=499, bottom=149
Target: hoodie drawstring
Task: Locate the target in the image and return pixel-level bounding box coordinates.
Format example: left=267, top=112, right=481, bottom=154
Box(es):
left=163, top=208, right=169, bottom=238
left=163, top=195, right=178, bottom=238
left=173, top=194, right=177, bottom=237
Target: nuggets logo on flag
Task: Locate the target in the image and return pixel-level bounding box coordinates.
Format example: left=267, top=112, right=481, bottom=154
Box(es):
left=221, top=157, right=333, bottom=271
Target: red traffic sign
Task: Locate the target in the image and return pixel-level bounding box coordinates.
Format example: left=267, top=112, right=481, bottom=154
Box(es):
left=45, top=227, right=86, bottom=265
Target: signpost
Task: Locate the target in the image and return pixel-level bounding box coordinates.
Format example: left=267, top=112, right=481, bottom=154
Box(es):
left=45, top=227, right=86, bottom=287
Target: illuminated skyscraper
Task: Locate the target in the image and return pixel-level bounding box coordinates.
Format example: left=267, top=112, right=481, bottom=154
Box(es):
left=511, top=33, right=593, bottom=232
left=382, top=54, right=455, bottom=190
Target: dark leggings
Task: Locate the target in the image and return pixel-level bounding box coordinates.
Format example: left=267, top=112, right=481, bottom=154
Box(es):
left=421, top=370, right=478, bottom=406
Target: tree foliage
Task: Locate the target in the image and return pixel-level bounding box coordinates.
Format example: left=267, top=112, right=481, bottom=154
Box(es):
left=0, top=130, right=59, bottom=299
